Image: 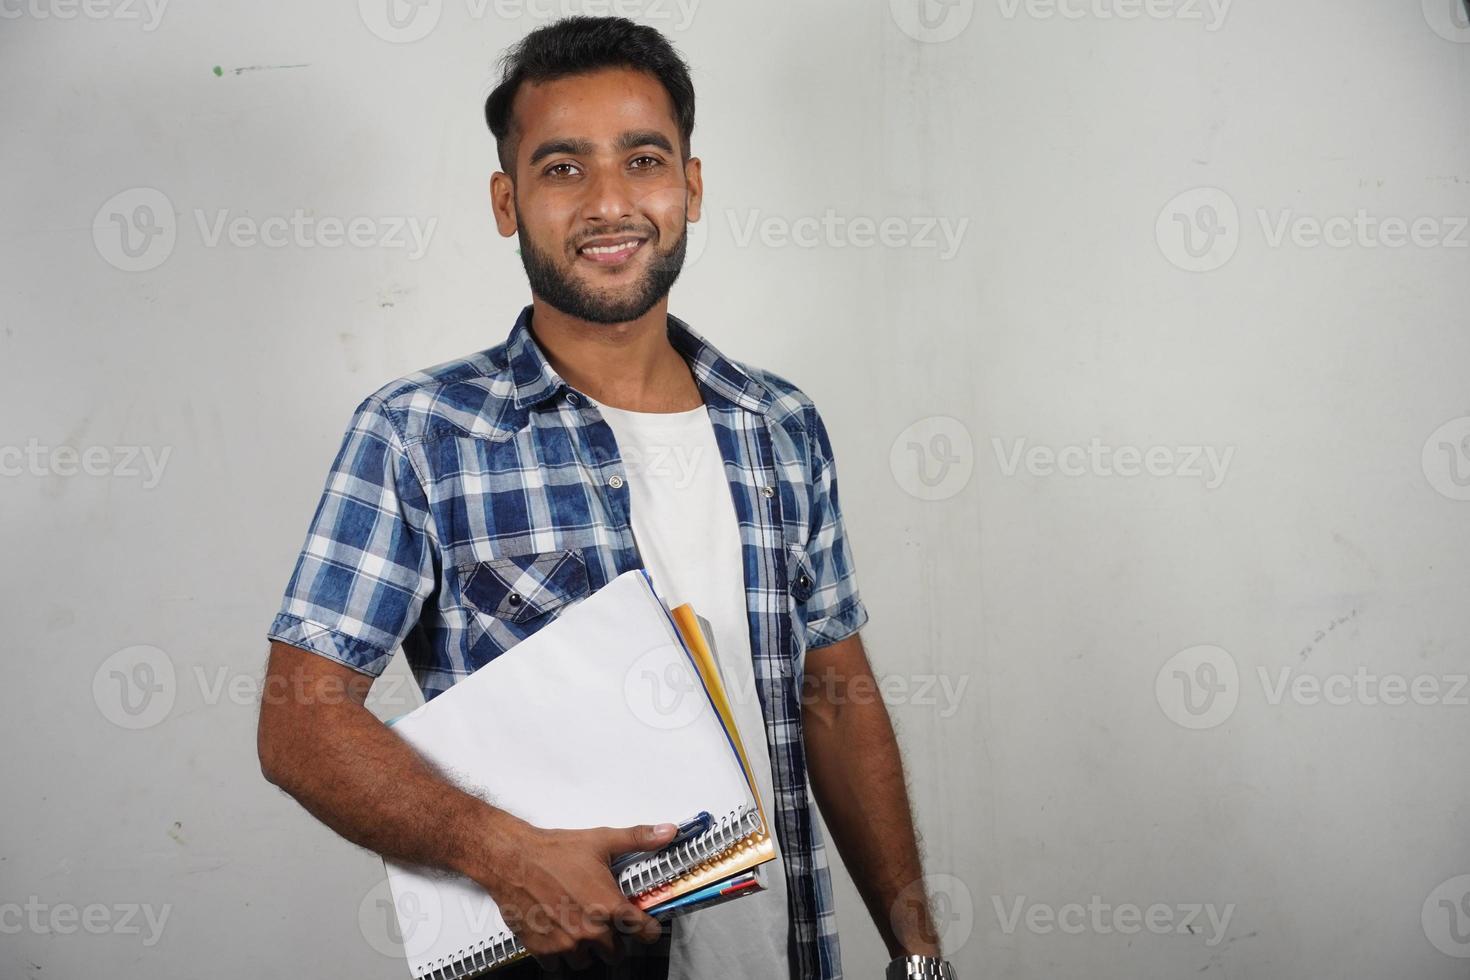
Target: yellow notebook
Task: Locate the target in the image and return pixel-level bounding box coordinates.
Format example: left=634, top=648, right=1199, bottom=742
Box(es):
left=633, top=605, right=777, bottom=910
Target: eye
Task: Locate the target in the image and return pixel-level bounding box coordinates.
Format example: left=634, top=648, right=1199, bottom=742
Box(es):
left=629, top=155, right=663, bottom=170
left=545, top=161, right=581, bottom=178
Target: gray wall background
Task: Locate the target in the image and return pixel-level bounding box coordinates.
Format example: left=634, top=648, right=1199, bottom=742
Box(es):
left=3, top=0, right=1469, bottom=977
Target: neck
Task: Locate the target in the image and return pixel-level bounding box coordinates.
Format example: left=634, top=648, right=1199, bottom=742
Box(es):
left=527, top=297, right=701, bottom=412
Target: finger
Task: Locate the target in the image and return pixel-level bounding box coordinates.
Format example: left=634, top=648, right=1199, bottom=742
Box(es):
left=592, top=931, right=632, bottom=966
left=602, top=822, right=678, bottom=856
left=592, top=937, right=616, bottom=966
left=613, top=900, right=663, bottom=944
left=581, top=904, right=620, bottom=965
left=563, top=944, right=593, bottom=972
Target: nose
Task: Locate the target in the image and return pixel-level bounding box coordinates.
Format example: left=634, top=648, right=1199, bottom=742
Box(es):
left=581, top=164, right=636, bottom=225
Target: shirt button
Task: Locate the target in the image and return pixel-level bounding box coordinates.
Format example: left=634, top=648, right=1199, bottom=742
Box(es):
left=760, top=485, right=775, bottom=498
left=507, top=592, right=522, bottom=606
left=608, top=474, right=624, bottom=489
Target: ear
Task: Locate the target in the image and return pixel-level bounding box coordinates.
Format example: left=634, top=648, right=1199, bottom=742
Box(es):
left=489, top=171, right=517, bottom=237
left=683, top=156, right=703, bottom=224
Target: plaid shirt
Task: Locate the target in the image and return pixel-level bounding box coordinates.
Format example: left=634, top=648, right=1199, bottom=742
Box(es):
left=268, top=304, right=869, bottom=979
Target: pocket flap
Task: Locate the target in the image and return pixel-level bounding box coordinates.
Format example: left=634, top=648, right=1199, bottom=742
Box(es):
left=460, top=549, right=590, bottom=624
left=787, top=545, right=816, bottom=602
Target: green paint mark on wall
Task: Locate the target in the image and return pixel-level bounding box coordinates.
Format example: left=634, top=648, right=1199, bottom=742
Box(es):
left=212, top=65, right=223, bottom=77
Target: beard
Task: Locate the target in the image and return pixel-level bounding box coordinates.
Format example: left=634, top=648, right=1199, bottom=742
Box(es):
left=518, top=215, right=689, bottom=325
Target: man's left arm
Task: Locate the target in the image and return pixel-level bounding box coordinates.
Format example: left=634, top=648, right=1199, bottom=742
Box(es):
left=802, top=632, right=943, bottom=959
left=793, top=399, right=944, bottom=960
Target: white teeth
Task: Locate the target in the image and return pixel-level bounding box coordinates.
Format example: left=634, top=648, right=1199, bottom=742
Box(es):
left=581, top=241, right=640, bottom=256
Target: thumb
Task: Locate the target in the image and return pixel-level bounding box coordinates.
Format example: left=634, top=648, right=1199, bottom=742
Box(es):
left=604, top=822, right=678, bottom=856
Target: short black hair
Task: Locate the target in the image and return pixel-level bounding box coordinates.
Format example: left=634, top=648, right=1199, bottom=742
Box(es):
left=484, top=16, right=695, bottom=176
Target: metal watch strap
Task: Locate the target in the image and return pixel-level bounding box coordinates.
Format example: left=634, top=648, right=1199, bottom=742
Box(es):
left=885, top=954, right=958, bottom=980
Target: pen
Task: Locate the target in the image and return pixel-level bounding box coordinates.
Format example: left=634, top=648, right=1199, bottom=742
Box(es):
left=650, top=871, right=761, bottom=917
left=611, top=810, right=713, bottom=877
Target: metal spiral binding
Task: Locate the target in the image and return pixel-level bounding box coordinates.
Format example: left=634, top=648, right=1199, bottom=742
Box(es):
left=616, top=805, right=761, bottom=896
left=418, top=931, right=523, bottom=980
left=638, top=827, right=768, bottom=909
left=412, top=804, right=759, bottom=980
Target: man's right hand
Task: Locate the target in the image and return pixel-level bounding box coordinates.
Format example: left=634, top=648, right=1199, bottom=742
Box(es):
left=472, top=819, right=679, bottom=972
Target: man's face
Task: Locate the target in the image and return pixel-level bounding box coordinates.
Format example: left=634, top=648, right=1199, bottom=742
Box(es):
left=491, top=66, right=703, bottom=325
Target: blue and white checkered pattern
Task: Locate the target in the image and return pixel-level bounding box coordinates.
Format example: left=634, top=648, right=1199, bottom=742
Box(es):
left=268, top=304, right=870, bottom=979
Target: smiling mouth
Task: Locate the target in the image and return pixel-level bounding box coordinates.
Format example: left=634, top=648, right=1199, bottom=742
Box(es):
left=576, top=236, right=647, bottom=267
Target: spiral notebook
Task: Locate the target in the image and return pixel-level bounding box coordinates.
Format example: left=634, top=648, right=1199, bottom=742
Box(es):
left=381, top=568, right=774, bottom=979
left=631, top=603, right=779, bottom=910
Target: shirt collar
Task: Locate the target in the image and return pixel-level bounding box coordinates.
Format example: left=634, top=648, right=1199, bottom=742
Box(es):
left=505, top=304, right=773, bottom=416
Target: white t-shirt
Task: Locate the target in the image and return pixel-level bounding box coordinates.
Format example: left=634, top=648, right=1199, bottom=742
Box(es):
left=594, top=398, right=791, bottom=980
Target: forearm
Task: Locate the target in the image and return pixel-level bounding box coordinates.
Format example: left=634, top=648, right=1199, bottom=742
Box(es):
left=803, top=670, right=940, bottom=959
left=257, top=657, right=527, bottom=890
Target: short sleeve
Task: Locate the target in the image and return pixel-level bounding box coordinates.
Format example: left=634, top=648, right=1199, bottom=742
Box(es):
left=266, top=396, right=436, bottom=676
left=800, top=404, right=870, bottom=649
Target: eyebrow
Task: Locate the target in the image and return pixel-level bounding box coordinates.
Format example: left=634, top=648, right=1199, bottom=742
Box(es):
left=527, top=130, right=676, bottom=167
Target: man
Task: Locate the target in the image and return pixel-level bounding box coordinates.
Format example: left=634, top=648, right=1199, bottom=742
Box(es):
left=256, top=15, right=953, bottom=980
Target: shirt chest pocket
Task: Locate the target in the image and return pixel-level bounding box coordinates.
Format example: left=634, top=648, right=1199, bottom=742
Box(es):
left=457, top=548, right=592, bottom=624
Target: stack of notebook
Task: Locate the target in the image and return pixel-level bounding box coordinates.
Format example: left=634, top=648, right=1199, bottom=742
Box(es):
left=380, top=568, right=776, bottom=979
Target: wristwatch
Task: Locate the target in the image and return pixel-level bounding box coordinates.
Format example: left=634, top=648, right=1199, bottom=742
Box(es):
left=885, top=954, right=958, bottom=979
